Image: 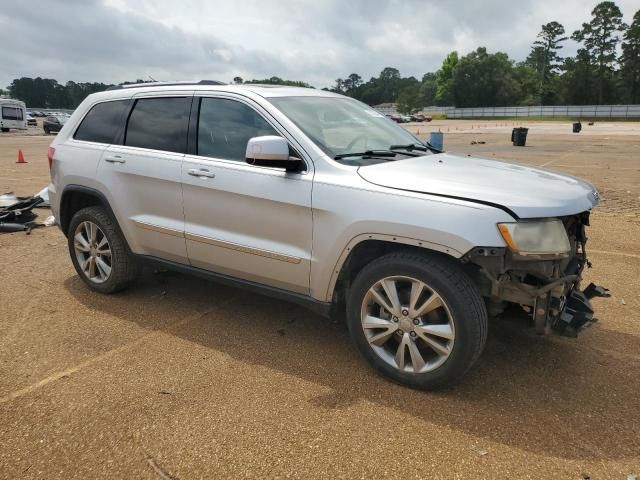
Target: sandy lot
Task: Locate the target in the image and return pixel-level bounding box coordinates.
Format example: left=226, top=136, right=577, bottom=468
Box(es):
left=1, top=121, right=639, bottom=479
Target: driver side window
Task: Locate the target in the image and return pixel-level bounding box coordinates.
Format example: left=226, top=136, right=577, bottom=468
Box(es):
left=197, top=98, right=279, bottom=161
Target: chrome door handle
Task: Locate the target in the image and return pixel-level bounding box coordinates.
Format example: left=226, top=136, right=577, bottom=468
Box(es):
left=104, top=155, right=125, bottom=164
left=188, top=168, right=215, bottom=178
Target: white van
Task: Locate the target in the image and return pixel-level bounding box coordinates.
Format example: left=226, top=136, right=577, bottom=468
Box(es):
left=0, top=99, right=27, bottom=132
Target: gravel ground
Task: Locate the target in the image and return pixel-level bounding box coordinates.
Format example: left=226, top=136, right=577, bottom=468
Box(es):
left=0, top=122, right=639, bottom=479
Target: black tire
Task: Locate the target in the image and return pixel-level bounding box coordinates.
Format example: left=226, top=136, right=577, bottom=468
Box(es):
left=67, top=206, right=139, bottom=294
left=346, top=252, right=488, bottom=389
left=1, top=128, right=9, bottom=132
left=43, top=126, right=50, bottom=134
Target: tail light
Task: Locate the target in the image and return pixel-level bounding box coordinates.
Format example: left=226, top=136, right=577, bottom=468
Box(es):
left=47, top=146, right=55, bottom=170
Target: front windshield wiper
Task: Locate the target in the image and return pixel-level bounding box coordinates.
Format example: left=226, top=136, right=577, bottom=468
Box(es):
left=334, top=150, right=397, bottom=160
left=390, top=142, right=442, bottom=154
left=389, top=143, right=428, bottom=152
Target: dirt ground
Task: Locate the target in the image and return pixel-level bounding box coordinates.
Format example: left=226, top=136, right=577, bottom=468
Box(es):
left=1, top=121, right=639, bottom=479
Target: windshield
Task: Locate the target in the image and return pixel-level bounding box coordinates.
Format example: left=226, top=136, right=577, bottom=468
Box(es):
left=268, top=96, right=429, bottom=165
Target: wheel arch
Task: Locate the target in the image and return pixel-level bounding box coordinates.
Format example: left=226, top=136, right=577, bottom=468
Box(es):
left=59, top=185, right=117, bottom=237
left=326, top=234, right=464, bottom=305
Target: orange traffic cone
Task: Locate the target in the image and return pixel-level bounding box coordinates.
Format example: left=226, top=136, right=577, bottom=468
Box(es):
left=16, top=149, right=26, bottom=164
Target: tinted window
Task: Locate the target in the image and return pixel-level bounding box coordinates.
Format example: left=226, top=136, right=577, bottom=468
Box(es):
left=125, top=97, right=190, bottom=153
left=74, top=100, right=129, bottom=144
left=197, top=98, right=278, bottom=161
left=2, top=107, right=23, bottom=120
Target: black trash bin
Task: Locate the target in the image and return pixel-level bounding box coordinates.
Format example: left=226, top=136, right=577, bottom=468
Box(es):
left=572, top=122, right=582, bottom=133
left=511, top=127, right=529, bottom=147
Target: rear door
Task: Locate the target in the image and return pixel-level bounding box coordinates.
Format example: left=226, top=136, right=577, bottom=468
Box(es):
left=97, top=92, right=193, bottom=263
left=181, top=94, right=313, bottom=294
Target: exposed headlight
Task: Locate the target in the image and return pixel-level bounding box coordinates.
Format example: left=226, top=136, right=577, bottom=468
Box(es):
left=497, top=220, right=570, bottom=257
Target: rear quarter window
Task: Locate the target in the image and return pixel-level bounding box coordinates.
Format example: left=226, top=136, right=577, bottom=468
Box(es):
left=124, top=97, right=191, bottom=153
left=74, top=100, right=130, bottom=144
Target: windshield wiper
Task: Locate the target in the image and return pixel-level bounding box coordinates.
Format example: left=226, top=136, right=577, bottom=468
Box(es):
left=391, top=142, right=442, bottom=154
left=334, top=150, right=397, bottom=160
left=389, top=143, right=428, bottom=152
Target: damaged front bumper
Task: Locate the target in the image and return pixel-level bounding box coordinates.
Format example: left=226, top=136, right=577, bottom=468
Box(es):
left=463, top=211, right=610, bottom=337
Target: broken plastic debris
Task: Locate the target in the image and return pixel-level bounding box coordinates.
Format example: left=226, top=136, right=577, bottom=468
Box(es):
left=43, top=215, right=56, bottom=227
left=35, top=186, right=50, bottom=207
left=0, top=192, right=18, bottom=208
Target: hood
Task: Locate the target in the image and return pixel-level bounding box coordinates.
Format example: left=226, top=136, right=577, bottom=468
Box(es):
left=357, top=153, right=599, bottom=219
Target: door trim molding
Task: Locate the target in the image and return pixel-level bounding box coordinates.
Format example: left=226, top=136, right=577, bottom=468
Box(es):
left=185, top=232, right=302, bottom=264
left=133, top=220, right=302, bottom=265
left=133, top=220, right=185, bottom=238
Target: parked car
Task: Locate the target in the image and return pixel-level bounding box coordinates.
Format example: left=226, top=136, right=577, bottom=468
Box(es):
left=386, top=113, right=404, bottom=123
left=410, top=113, right=433, bottom=122
left=47, top=82, right=607, bottom=389
left=401, top=115, right=412, bottom=123
left=0, top=99, right=27, bottom=132
left=26, top=114, right=37, bottom=126
left=43, top=115, right=68, bottom=134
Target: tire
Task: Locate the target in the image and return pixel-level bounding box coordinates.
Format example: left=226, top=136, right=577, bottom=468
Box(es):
left=1, top=128, right=9, bottom=132
left=67, top=206, right=139, bottom=294
left=43, top=126, right=50, bottom=134
left=346, top=252, right=487, bottom=389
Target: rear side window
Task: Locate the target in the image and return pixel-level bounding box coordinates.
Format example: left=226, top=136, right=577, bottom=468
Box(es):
left=197, top=98, right=278, bottom=161
left=125, top=97, right=190, bottom=153
left=74, top=100, right=130, bottom=144
left=2, top=107, right=23, bottom=120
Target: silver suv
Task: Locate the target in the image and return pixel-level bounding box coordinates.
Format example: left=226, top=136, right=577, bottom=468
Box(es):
left=48, top=81, right=608, bottom=388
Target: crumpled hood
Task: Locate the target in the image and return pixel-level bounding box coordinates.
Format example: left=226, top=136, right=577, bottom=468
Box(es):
left=357, top=153, right=599, bottom=219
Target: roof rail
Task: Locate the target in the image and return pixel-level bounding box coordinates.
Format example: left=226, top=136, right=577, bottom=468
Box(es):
left=106, top=80, right=226, bottom=91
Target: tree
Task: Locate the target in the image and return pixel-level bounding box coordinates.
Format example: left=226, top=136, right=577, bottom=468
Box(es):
left=434, top=52, right=458, bottom=105
left=419, top=72, right=437, bottom=107
left=233, top=76, right=243, bottom=84
left=246, top=76, right=313, bottom=88
left=620, top=10, right=640, bottom=103
left=527, top=21, right=568, bottom=104
left=343, top=73, right=363, bottom=94
left=450, top=48, right=521, bottom=107
left=572, top=1, right=627, bottom=104
left=396, top=85, right=421, bottom=114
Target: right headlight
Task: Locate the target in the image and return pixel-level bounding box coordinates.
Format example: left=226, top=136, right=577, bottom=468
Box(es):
left=497, top=219, right=571, bottom=257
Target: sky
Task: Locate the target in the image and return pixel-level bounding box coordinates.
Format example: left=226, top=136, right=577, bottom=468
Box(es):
left=1, top=0, right=638, bottom=89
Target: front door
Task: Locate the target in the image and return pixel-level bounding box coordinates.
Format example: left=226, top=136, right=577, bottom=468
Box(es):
left=181, top=95, right=313, bottom=294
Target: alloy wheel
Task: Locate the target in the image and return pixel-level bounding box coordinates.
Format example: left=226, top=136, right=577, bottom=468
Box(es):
left=73, top=221, right=112, bottom=284
left=360, top=276, right=455, bottom=373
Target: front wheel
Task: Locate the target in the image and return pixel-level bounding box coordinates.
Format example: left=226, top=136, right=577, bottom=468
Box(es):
left=346, top=252, right=488, bottom=389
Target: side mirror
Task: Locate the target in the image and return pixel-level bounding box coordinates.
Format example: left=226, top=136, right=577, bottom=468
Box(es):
left=245, top=136, right=303, bottom=172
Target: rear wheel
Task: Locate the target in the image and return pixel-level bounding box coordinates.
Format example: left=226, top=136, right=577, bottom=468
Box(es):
left=346, top=252, right=488, bottom=389
left=68, top=206, right=139, bottom=293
